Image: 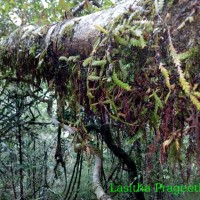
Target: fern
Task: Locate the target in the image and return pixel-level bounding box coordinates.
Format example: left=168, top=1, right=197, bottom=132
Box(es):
left=114, top=34, right=128, bottom=46
left=130, top=28, right=143, bottom=37
left=190, top=94, right=200, bottom=111
left=169, top=40, right=181, bottom=67
left=139, top=35, right=146, bottom=48
left=91, top=60, right=107, bottom=67
left=130, top=35, right=146, bottom=48
left=193, top=83, right=198, bottom=91
left=178, top=66, right=190, bottom=95
left=94, top=24, right=109, bottom=35
left=153, top=92, right=163, bottom=109
left=178, top=50, right=191, bottom=61
left=112, top=72, right=131, bottom=91
left=168, top=37, right=193, bottom=98
left=193, top=91, right=200, bottom=98
left=83, top=57, right=93, bottom=67
left=164, top=91, right=171, bottom=104
left=159, top=63, right=171, bottom=89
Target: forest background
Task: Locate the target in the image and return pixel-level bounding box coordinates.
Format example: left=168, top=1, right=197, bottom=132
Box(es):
left=0, top=0, right=200, bottom=200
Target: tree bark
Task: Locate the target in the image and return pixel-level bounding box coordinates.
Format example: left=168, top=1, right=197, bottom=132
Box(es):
left=0, top=0, right=141, bottom=60
left=0, top=0, right=200, bottom=199
left=73, top=143, right=112, bottom=200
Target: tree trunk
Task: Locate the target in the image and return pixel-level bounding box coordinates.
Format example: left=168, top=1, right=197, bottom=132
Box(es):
left=0, top=0, right=200, bottom=199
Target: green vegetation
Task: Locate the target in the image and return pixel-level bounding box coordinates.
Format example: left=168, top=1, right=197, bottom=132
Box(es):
left=0, top=0, right=200, bottom=200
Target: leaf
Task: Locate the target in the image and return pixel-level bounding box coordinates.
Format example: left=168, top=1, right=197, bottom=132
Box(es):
left=114, top=34, right=128, bottom=45
left=128, top=129, right=143, bottom=144
left=168, top=142, right=177, bottom=163
left=106, top=97, right=117, bottom=114
left=193, top=91, right=200, bottom=98
left=83, top=57, right=93, bottom=67
left=132, top=20, right=154, bottom=26
left=163, top=136, right=173, bottom=154
left=153, top=92, right=163, bottom=109
left=178, top=51, right=191, bottom=60
left=159, top=63, right=171, bottom=89
left=94, top=25, right=109, bottom=35
left=164, top=91, right=171, bottom=104
left=88, top=75, right=100, bottom=81
left=193, top=84, right=198, bottom=91
left=169, top=41, right=181, bottom=67
left=130, top=35, right=146, bottom=48
left=175, top=139, right=180, bottom=151
left=91, top=60, right=107, bottom=66
left=112, top=72, right=131, bottom=91
left=130, top=38, right=141, bottom=47
left=68, top=55, right=80, bottom=62
left=190, top=94, right=200, bottom=111
left=178, top=66, right=190, bottom=95
left=139, top=35, right=146, bottom=48
left=87, top=91, right=94, bottom=99
left=59, top=56, right=68, bottom=62
left=29, top=46, right=36, bottom=57
left=37, top=59, right=44, bottom=68
left=91, top=37, right=101, bottom=54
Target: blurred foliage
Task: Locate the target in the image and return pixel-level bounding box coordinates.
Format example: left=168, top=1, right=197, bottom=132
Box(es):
left=0, top=0, right=200, bottom=200
left=0, top=0, right=117, bottom=38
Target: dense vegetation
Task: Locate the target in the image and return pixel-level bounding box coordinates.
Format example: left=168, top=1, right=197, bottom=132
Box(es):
left=0, top=0, right=200, bottom=200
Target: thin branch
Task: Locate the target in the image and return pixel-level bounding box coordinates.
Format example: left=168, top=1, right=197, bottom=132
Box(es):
left=72, top=0, right=101, bottom=16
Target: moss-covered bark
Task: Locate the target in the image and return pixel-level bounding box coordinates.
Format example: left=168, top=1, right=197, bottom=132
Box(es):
left=1, top=0, right=200, bottom=199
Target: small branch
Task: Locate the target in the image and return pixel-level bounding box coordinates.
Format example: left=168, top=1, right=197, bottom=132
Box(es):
left=74, top=143, right=112, bottom=200
left=50, top=117, right=75, bottom=134
left=46, top=97, right=76, bottom=134
left=100, top=124, right=146, bottom=200
left=92, top=150, right=112, bottom=200
left=72, top=0, right=101, bottom=16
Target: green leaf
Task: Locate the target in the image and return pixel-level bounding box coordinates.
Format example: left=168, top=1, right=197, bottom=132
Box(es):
left=130, top=35, right=146, bottom=48
left=59, top=56, right=68, bottom=62
left=88, top=75, right=100, bottom=81
left=83, top=57, right=93, bottom=67
left=5, top=3, right=9, bottom=12
left=94, top=25, right=109, bottom=35
left=68, top=55, right=80, bottom=62
left=153, top=92, right=163, bottom=109
left=92, top=60, right=107, bottom=66
left=114, top=34, right=128, bottom=45
left=112, top=72, right=131, bottom=91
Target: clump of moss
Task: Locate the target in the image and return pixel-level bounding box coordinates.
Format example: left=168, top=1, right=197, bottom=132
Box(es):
left=61, top=23, right=74, bottom=38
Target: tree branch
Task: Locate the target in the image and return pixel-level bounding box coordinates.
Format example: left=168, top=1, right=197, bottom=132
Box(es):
left=72, top=0, right=101, bottom=16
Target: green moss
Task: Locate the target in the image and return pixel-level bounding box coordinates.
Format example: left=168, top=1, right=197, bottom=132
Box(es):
left=61, top=23, right=74, bottom=38
left=29, top=45, right=37, bottom=57
left=184, top=46, right=200, bottom=79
